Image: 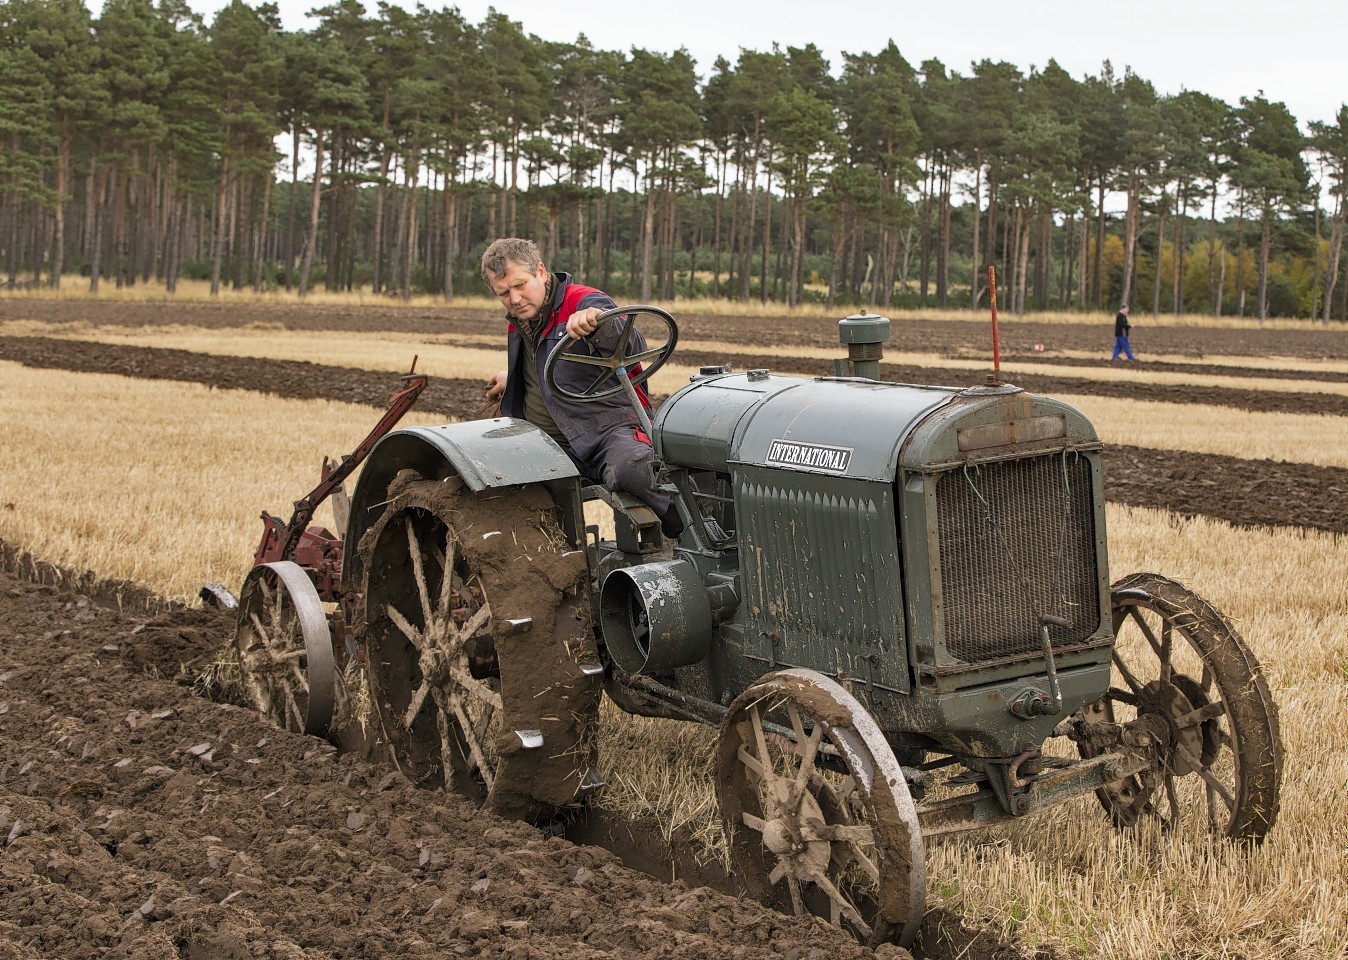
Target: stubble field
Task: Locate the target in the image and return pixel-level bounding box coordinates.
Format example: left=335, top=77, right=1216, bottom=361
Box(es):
left=1, top=294, right=1345, bottom=960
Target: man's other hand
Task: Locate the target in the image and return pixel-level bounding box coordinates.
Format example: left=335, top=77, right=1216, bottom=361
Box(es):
left=565, top=306, right=603, bottom=340
left=485, top=369, right=507, bottom=402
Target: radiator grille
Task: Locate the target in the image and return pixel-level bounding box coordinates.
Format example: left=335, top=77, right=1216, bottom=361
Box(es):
left=936, top=453, right=1099, bottom=663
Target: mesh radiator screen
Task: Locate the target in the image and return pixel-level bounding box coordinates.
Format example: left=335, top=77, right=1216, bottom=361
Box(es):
left=935, top=453, right=1099, bottom=664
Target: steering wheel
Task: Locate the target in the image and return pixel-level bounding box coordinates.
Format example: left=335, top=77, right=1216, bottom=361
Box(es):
left=543, top=304, right=679, bottom=402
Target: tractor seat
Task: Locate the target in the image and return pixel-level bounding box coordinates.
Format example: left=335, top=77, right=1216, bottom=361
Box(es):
left=582, top=484, right=662, bottom=554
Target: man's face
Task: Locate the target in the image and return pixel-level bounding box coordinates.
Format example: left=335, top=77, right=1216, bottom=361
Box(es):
left=489, top=260, right=549, bottom=321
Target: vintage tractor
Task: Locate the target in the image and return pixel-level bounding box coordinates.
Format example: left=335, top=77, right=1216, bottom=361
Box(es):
left=232, top=308, right=1282, bottom=949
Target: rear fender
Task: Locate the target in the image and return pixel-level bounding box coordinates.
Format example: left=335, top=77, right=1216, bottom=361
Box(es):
left=342, top=419, right=583, bottom=590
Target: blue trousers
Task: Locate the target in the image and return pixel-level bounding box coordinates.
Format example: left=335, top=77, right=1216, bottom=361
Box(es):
left=1112, top=335, right=1135, bottom=360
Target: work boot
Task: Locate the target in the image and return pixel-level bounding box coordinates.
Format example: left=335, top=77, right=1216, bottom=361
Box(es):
left=659, top=505, right=685, bottom=540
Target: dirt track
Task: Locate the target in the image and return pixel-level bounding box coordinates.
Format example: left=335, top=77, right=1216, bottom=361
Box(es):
left=1, top=298, right=1344, bottom=959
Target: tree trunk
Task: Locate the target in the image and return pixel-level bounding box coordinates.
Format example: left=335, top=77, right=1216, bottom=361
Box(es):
left=712, top=152, right=724, bottom=299
left=688, top=190, right=701, bottom=298
left=789, top=197, right=805, bottom=307
left=1015, top=205, right=1031, bottom=315
left=759, top=154, right=773, bottom=304
left=918, top=164, right=932, bottom=301
left=1093, top=179, right=1106, bottom=307
left=640, top=165, right=655, bottom=301
left=284, top=127, right=300, bottom=291
left=1078, top=200, right=1090, bottom=306
left=739, top=135, right=760, bottom=301
left=1206, top=181, right=1220, bottom=315
left=772, top=191, right=786, bottom=302
left=1257, top=208, right=1272, bottom=321
left=372, top=148, right=393, bottom=294
left=298, top=130, right=325, bottom=298
left=1323, top=194, right=1345, bottom=323
left=110, top=165, right=126, bottom=289
left=938, top=167, right=952, bottom=306
left=228, top=173, right=243, bottom=290
left=253, top=172, right=272, bottom=293
left=1172, top=190, right=1185, bottom=314
left=1151, top=196, right=1166, bottom=317
left=391, top=161, right=410, bottom=295
left=1218, top=239, right=1227, bottom=314
left=209, top=157, right=229, bottom=296
left=165, top=191, right=181, bottom=294
left=985, top=171, right=1000, bottom=273
left=970, top=155, right=983, bottom=307
left=882, top=225, right=899, bottom=309
left=401, top=165, right=418, bottom=301
left=1060, top=213, right=1073, bottom=307
left=87, top=166, right=105, bottom=294
left=1234, top=189, right=1247, bottom=316
left=1119, top=175, right=1140, bottom=308
left=442, top=179, right=458, bottom=303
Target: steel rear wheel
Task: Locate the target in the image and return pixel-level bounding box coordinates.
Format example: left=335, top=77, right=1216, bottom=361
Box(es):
left=1079, top=572, right=1282, bottom=841
left=234, top=560, right=336, bottom=737
left=716, top=668, right=925, bottom=948
left=359, top=476, right=601, bottom=822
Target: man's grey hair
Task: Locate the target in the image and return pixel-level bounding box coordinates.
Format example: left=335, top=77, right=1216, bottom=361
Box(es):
left=481, top=238, right=544, bottom=286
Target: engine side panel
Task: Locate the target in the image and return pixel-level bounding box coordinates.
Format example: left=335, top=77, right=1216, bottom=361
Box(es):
left=733, top=466, right=908, bottom=693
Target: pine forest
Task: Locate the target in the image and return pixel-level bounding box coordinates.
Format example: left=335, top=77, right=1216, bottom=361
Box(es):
left=2, top=0, right=1347, bottom=320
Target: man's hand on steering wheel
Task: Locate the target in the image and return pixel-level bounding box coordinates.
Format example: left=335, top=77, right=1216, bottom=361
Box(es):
left=565, top=306, right=604, bottom=340
left=543, top=304, right=678, bottom=403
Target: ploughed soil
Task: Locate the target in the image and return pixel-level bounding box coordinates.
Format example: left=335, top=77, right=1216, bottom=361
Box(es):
left=0, top=297, right=1344, bottom=959
left=0, top=564, right=932, bottom=960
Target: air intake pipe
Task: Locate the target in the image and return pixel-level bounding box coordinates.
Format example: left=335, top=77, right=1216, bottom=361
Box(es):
left=599, top=559, right=715, bottom=675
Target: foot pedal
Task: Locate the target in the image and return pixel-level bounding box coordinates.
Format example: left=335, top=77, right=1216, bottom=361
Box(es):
left=578, top=662, right=604, bottom=677
left=514, top=729, right=543, bottom=750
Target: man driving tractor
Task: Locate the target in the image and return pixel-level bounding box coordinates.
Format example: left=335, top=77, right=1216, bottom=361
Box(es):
left=480, top=237, right=683, bottom=539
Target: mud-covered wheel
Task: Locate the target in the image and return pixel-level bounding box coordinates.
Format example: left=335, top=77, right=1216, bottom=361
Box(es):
left=1078, top=572, right=1282, bottom=841
left=359, top=474, right=601, bottom=822
left=234, top=560, right=336, bottom=737
left=716, top=668, right=926, bottom=948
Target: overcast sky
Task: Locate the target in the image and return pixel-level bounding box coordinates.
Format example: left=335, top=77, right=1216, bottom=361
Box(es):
left=183, top=0, right=1346, bottom=130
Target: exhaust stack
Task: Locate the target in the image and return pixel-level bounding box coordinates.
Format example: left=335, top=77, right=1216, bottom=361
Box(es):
left=835, top=313, right=891, bottom=380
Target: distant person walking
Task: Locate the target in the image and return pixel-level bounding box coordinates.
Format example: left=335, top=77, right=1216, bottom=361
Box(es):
left=1111, top=304, right=1135, bottom=361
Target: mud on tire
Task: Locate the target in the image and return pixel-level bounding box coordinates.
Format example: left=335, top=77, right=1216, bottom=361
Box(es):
left=357, top=473, right=602, bottom=822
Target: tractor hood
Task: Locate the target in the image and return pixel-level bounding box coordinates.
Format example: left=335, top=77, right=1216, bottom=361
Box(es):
left=655, top=372, right=1099, bottom=481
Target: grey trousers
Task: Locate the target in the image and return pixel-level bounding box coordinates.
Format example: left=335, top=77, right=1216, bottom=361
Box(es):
left=562, top=422, right=678, bottom=527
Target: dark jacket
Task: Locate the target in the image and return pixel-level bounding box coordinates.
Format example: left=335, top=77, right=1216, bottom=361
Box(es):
left=1114, top=310, right=1131, bottom=337
left=501, top=273, right=647, bottom=459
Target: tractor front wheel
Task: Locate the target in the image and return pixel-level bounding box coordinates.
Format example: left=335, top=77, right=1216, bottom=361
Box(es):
left=1077, top=572, right=1282, bottom=842
left=715, top=668, right=926, bottom=948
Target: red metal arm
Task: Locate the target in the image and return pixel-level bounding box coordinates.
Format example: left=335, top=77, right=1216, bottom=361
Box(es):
left=255, top=359, right=429, bottom=565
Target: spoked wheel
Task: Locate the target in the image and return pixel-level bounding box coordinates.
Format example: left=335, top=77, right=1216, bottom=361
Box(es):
left=234, top=560, right=336, bottom=737
left=716, top=668, right=925, bottom=948
left=359, top=475, right=601, bottom=822
left=1076, top=572, right=1282, bottom=841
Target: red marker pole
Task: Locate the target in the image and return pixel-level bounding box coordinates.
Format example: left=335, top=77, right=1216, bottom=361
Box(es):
left=988, top=265, right=1001, bottom=375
